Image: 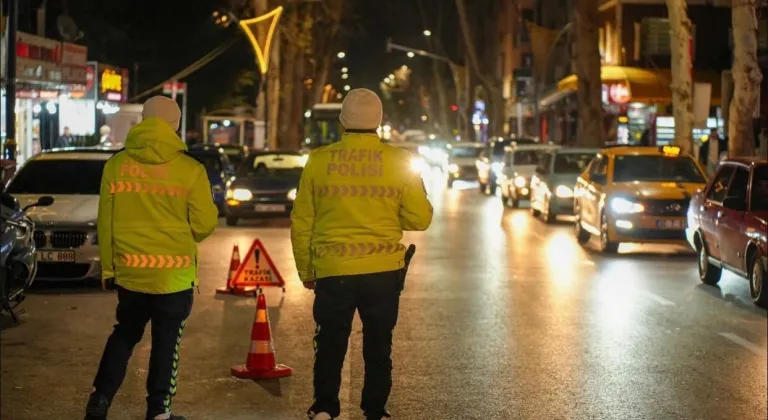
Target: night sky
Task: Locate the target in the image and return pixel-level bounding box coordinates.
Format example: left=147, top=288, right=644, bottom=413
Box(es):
left=16, top=0, right=460, bottom=128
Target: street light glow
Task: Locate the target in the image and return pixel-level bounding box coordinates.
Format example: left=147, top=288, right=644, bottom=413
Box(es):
left=337, top=52, right=346, bottom=59
left=342, top=74, right=349, bottom=80
left=344, top=85, right=351, bottom=91
left=407, top=52, right=415, bottom=58
left=341, top=67, right=348, bottom=73
left=389, top=73, right=395, bottom=79
left=423, top=30, right=432, bottom=36
left=384, top=77, right=391, bottom=83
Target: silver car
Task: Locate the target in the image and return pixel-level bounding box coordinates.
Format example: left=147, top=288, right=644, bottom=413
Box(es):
left=4, top=150, right=116, bottom=281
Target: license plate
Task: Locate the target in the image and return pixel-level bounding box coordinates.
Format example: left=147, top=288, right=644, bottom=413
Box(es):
left=656, top=219, right=685, bottom=229
left=254, top=204, right=286, bottom=213
left=36, top=250, right=76, bottom=263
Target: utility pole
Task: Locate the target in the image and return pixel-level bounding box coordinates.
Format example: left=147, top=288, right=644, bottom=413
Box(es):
left=3, top=0, right=18, bottom=161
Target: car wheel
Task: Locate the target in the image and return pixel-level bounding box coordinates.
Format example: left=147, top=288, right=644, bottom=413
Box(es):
left=599, top=212, right=619, bottom=254
left=543, top=199, right=555, bottom=223
left=226, top=216, right=239, bottom=227
left=530, top=199, right=541, bottom=216
left=697, top=240, right=722, bottom=285
left=749, top=254, right=767, bottom=307
left=574, top=206, right=590, bottom=245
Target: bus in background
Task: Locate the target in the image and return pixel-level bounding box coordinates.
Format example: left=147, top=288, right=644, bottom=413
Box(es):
left=304, top=103, right=343, bottom=149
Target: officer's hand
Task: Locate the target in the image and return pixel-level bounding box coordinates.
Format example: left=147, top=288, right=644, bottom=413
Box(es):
left=302, top=281, right=316, bottom=290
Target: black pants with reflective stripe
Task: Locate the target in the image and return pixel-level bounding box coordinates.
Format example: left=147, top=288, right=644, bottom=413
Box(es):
left=309, top=270, right=402, bottom=419
left=92, top=286, right=193, bottom=419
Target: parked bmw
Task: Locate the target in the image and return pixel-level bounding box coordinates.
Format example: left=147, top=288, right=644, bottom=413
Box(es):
left=224, top=151, right=307, bottom=226
left=4, top=149, right=117, bottom=281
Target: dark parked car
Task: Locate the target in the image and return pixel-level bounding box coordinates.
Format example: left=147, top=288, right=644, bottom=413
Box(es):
left=186, top=146, right=235, bottom=214
left=686, top=157, right=768, bottom=307
left=224, top=151, right=306, bottom=226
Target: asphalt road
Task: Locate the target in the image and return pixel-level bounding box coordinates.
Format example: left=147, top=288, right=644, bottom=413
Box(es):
left=1, top=169, right=766, bottom=420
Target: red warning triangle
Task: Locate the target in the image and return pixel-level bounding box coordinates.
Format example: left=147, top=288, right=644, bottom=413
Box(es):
left=230, top=239, right=285, bottom=291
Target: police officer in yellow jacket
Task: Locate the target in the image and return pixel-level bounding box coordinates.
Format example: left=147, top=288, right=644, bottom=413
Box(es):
left=85, top=96, right=219, bottom=420
left=291, top=89, right=433, bottom=420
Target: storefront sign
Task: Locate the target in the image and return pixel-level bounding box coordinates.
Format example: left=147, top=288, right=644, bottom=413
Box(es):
left=97, top=64, right=129, bottom=103
left=15, top=32, right=62, bottom=84
left=60, top=42, right=88, bottom=85
left=604, top=83, right=631, bottom=104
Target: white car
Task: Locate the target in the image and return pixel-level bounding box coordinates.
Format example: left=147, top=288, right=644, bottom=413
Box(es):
left=497, top=144, right=560, bottom=207
left=4, top=150, right=116, bottom=281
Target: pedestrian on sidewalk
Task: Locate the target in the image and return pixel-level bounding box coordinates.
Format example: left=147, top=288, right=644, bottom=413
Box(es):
left=84, top=96, right=219, bottom=420
left=291, top=88, right=434, bottom=420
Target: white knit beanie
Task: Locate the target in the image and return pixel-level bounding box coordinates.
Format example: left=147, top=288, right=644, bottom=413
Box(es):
left=142, top=96, right=181, bottom=131
left=339, top=88, right=383, bottom=130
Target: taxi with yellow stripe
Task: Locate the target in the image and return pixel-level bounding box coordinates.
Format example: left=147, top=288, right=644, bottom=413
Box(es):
left=573, top=145, right=708, bottom=253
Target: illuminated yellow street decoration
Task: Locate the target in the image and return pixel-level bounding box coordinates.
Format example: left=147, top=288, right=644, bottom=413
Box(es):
left=239, top=6, right=283, bottom=74
left=101, top=69, right=122, bottom=93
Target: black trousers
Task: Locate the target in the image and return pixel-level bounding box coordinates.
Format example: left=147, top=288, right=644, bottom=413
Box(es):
left=92, top=286, right=193, bottom=419
left=309, top=270, right=402, bottom=419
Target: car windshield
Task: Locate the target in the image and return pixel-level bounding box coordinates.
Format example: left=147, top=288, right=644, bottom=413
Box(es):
left=222, top=149, right=244, bottom=166
left=6, top=159, right=106, bottom=195
left=613, top=155, right=706, bottom=183
left=751, top=164, right=768, bottom=211
left=553, top=153, right=596, bottom=174
left=241, top=153, right=305, bottom=177
left=513, top=150, right=541, bottom=165
left=450, top=146, right=482, bottom=158
left=188, top=153, right=223, bottom=174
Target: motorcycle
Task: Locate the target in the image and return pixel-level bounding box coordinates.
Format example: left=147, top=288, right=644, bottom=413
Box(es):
left=1, top=193, right=54, bottom=323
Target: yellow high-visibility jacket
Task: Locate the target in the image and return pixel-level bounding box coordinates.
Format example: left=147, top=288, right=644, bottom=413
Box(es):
left=290, top=131, right=433, bottom=282
left=98, top=118, right=219, bottom=294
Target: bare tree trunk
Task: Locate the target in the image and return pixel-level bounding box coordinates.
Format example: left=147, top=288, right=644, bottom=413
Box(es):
left=665, top=0, right=693, bottom=154
left=312, top=52, right=333, bottom=104
left=573, top=0, right=603, bottom=147
left=728, top=0, right=762, bottom=157
left=278, top=8, right=299, bottom=148
left=288, top=51, right=306, bottom=149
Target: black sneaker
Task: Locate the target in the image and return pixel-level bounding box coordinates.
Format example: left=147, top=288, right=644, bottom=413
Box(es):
left=84, top=393, right=109, bottom=420
left=145, top=415, right=187, bottom=420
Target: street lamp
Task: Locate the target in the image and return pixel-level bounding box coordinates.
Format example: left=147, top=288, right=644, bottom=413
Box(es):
left=344, top=85, right=351, bottom=91
left=423, top=30, right=432, bottom=37
left=341, top=67, right=348, bottom=73
left=407, top=52, right=415, bottom=58
left=341, top=74, right=349, bottom=80
left=337, top=52, right=346, bottom=59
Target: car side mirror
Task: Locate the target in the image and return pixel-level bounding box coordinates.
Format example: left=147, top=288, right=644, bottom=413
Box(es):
left=22, top=195, right=54, bottom=212
left=722, top=196, right=746, bottom=211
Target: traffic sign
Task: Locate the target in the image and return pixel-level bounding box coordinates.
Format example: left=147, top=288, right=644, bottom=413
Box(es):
left=229, top=239, right=285, bottom=292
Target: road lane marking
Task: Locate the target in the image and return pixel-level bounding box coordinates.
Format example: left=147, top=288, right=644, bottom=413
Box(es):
left=640, top=291, right=676, bottom=306
left=718, top=333, right=767, bottom=357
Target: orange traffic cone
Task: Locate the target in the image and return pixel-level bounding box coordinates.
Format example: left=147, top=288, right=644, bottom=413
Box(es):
left=217, top=244, right=241, bottom=294
left=231, top=289, right=292, bottom=379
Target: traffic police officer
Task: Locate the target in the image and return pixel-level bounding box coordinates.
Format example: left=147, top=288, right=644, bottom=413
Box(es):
left=291, top=88, right=434, bottom=420
left=85, top=96, right=219, bottom=420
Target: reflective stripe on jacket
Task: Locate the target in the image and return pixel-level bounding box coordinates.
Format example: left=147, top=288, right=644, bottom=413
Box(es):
left=290, top=132, right=433, bottom=282
left=98, top=118, right=219, bottom=294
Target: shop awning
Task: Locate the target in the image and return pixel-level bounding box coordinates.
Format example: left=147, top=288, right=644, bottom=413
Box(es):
left=556, top=66, right=722, bottom=105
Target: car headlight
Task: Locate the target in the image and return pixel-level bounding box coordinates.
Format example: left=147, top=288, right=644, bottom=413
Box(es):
left=411, top=157, right=425, bottom=172
left=555, top=185, right=574, bottom=198
left=227, top=188, right=253, bottom=201
left=514, top=176, right=527, bottom=188
left=287, top=188, right=297, bottom=201
left=448, top=163, right=459, bottom=173
left=610, top=197, right=645, bottom=214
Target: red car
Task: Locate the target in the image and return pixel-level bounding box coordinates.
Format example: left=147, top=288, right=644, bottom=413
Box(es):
left=686, top=157, right=768, bottom=307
